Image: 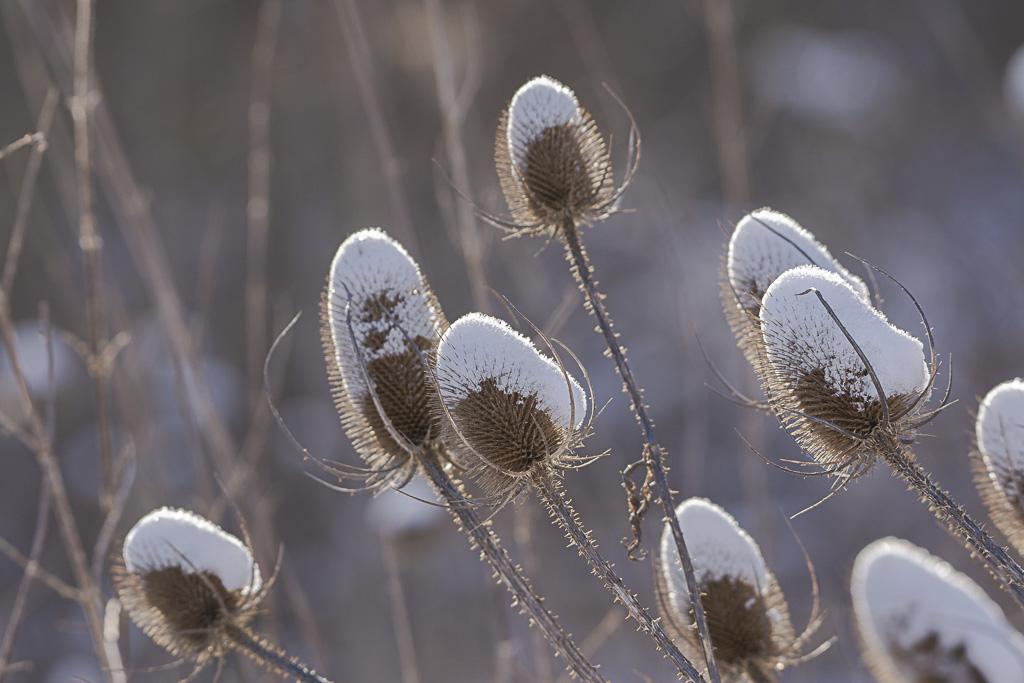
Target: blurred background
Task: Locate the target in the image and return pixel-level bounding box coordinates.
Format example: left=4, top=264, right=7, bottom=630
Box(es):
left=1, top=0, right=1024, bottom=680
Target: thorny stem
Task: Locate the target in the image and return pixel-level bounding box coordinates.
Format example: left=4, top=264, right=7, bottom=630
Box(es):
left=225, top=623, right=335, bottom=683
left=560, top=218, right=722, bottom=683
left=882, top=435, right=1024, bottom=610
left=418, top=449, right=610, bottom=683
left=535, top=474, right=705, bottom=682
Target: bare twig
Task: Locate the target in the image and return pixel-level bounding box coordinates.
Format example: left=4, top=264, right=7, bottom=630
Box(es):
left=380, top=533, right=421, bottom=683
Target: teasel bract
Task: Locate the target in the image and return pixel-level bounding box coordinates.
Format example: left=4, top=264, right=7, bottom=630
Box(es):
left=113, top=507, right=333, bottom=682
left=756, top=264, right=932, bottom=482
left=321, top=228, right=448, bottom=492
left=852, top=537, right=1024, bottom=682
left=973, top=378, right=1024, bottom=556
left=494, top=75, right=633, bottom=236
left=433, top=311, right=590, bottom=501
left=655, top=499, right=824, bottom=682
left=722, top=208, right=869, bottom=368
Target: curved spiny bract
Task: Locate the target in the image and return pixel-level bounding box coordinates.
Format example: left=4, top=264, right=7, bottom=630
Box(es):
left=656, top=499, right=821, bottom=682
left=433, top=312, right=588, bottom=501
left=495, top=76, right=625, bottom=236
left=321, top=228, right=448, bottom=492
left=973, top=378, right=1024, bottom=556
left=756, top=265, right=930, bottom=481
left=721, top=208, right=869, bottom=368
left=852, top=537, right=1024, bottom=683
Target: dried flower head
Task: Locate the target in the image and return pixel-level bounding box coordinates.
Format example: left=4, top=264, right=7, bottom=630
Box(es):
left=495, top=75, right=628, bottom=235
left=973, top=378, right=1024, bottom=555
left=722, top=208, right=869, bottom=366
left=433, top=312, right=590, bottom=500
left=757, top=265, right=931, bottom=480
left=113, top=507, right=263, bottom=664
left=322, top=228, right=448, bottom=491
left=655, top=498, right=819, bottom=682
left=852, top=537, right=1024, bottom=682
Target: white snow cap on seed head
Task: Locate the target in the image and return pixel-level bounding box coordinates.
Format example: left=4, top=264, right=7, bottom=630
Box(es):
left=507, top=76, right=583, bottom=167
left=727, top=207, right=869, bottom=309
left=436, top=313, right=586, bottom=433
left=977, top=379, right=1024, bottom=484
left=852, top=537, right=1024, bottom=681
left=660, top=498, right=770, bottom=616
left=761, top=265, right=929, bottom=403
left=328, top=228, right=441, bottom=366
left=123, top=507, right=261, bottom=595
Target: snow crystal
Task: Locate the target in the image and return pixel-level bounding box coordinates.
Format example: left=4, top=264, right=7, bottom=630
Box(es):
left=977, top=378, right=1024, bottom=493
left=123, top=507, right=261, bottom=595
left=853, top=537, right=1024, bottom=681
left=436, top=313, right=586, bottom=433
left=327, top=228, right=442, bottom=388
left=760, top=265, right=928, bottom=403
left=727, top=207, right=868, bottom=313
left=659, top=498, right=769, bottom=617
left=507, top=76, right=582, bottom=170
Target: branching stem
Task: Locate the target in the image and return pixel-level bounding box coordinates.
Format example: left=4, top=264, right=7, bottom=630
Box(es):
left=226, top=624, right=335, bottom=683
left=560, top=217, right=722, bottom=683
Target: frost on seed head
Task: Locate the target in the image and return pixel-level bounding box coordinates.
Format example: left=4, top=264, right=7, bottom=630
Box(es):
left=656, top=499, right=801, bottom=681
left=123, top=507, right=260, bottom=594
left=114, top=507, right=263, bottom=661
left=758, top=265, right=929, bottom=471
left=321, top=228, right=447, bottom=490
left=852, top=537, right=1024, bottom=683
left=723, top=208, right=869, bottom=365
left=435, top=312, right=587, bottom=497
left=973, top=379, right=1024, bottom=555
left=496, top=76, right=615, bottom=233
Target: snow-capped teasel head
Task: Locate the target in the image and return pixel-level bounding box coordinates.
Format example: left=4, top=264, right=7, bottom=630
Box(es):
left=655, top=498, right=820, bottom=682
left=495, top=75, right=633, bottom=236
left=434, top=312, right=590, bottom=499
left=321, top=228, right=448, bottom=492
left=973, top=379, right=1024, bottom=556
left=852, top=537, right=1024, bottom=682
left=723, top=208, right=869, bottom=366
left=757, top=264, right=931, bottom=477
left=113, top=507, right=264, bottom=661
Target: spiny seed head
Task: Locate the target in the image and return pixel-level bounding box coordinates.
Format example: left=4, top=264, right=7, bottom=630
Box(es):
left=112, top=507, right=262, bottom=662
left=852, top=537, right=1024, bottom=683
left=434, top=312, right=587, bottom=500
left=322, top=228, right=448, bottom=491
left=655, top=499, right=802, bottom=682
left=972, top=379, right=1024, bottom=556
left=496, top=75, right=616, bottom=235
left=722, top=208, right=869, bottom=367
left=758, top=265, right=929, bottom=476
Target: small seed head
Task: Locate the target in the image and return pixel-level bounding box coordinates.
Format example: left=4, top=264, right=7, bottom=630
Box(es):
left=495, top=76, right=616, bottom=234
left=112, top=507, right=263, bottom=663
left=852, top=537, right=1024, bottom=683
left=322, top=228, right=448, bottom=490
left=972, top=379, right=1024, bottom=556
left=434, top=312, right=587, bottom=500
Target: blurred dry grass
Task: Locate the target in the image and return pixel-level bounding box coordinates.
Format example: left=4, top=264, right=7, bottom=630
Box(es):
left=1, top=0, right=1024, bottom=681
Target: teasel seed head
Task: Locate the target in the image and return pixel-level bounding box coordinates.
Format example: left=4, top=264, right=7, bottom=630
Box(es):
left=722, top=208, right=869, bottom=367
left=757, top=265, right=930, bottom=479
left=495, top=76, right=624, bottom=236
left=972, top=378, right=1024, bottom=556
left=655, top=499, right=820, bottom=682
left=433, top=312, right=589, bottom=501
left=112, top=507, right=263, bottom=663
left=852, top=537, right=1024, bottom=682
left=322, top=228, right=448, bottom=492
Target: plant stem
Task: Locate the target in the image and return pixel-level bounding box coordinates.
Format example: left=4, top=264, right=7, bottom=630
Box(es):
left=226, top=624, right=335, bottom=683
left=419, top=450, right=610, bottom=683
left=883, top=435, right=1024, bottom=609
left=560, top=217, right=722, bottom=683
left=536, top=474, right=705, bottom=682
